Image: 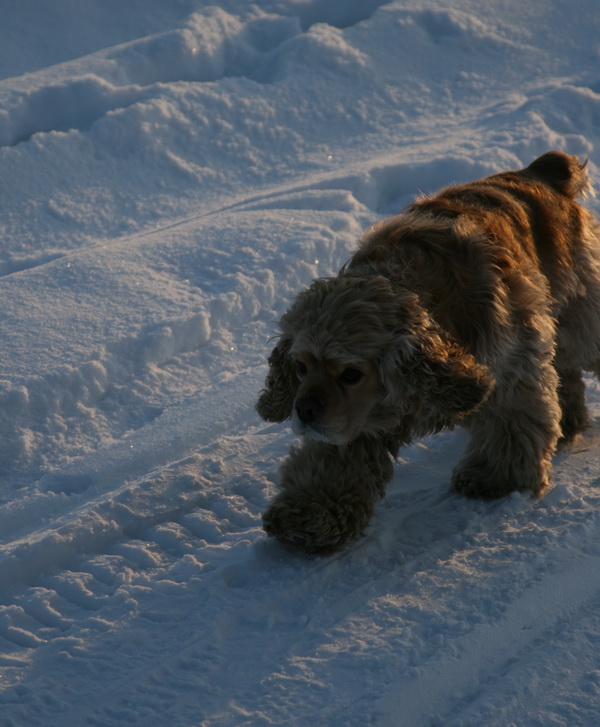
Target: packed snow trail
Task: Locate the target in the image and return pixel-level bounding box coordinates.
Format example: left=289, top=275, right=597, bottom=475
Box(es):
left=3, top=425, right=600, bottom=726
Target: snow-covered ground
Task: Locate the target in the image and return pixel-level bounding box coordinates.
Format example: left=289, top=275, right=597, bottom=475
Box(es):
left=1, top=1, right=600, bottom=724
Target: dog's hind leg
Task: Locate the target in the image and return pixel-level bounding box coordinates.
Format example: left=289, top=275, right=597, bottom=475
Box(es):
left=553, top=252, right=600, bottom=444
left=262, top=435, right=394, bottom=555
left=556, top=367, right=591, bottom=446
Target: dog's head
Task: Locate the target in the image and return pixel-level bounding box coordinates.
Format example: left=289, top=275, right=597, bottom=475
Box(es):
left=256, top=274, right=494, bottom=444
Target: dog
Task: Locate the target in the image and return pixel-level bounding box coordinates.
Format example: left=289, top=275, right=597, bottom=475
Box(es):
left=256, top=151, right=600, bottom=555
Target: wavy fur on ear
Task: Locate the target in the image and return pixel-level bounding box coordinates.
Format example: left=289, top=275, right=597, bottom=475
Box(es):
left=383, top=317, right=495, bottom=433
left=256, top=336, right=298, bottom=422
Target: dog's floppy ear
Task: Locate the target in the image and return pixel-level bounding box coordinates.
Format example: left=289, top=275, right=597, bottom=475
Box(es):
left=385, top=321, right=494, bottom=426
left=404, top=335, right=494, bottom=419
left=256, top=336, right=298, bottom=422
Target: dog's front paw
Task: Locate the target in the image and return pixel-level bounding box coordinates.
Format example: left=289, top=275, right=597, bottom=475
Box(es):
left=451, top=463, right=548, bottom=499
left=262, top=491, right=368, bottom=556
left=452, top=471, right=498, bottom=499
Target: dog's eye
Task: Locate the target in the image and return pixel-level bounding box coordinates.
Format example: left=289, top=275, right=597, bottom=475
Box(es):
left=295, top=361, right=308, bottom=377
left=339, top=367, right=364, bottom=385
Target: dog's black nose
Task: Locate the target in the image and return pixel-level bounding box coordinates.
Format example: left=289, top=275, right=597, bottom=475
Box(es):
left=295, top=396, right=323, bottom=424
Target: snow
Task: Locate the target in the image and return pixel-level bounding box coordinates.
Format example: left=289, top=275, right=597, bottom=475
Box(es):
left=1, top=0, right=600, bottom=724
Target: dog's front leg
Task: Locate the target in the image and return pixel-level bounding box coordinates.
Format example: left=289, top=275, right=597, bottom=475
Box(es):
left=452, top=337, right=562, bottom=498
left=262, top=436, right=393, bottom=555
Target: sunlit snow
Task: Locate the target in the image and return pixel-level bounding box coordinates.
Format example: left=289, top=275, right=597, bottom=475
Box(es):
left=1, top=1, right=600, bottom=725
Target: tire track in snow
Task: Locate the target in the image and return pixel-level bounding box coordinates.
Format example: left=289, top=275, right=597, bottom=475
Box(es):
left=3, top=430, right=600, bottom=726
left=376, top=548, right=600, bottom=727
left=0, top=368, right=265, bottom=585
left=0, top=430, right=279, bottom=725
left=373, top=434, right=600, bottom=726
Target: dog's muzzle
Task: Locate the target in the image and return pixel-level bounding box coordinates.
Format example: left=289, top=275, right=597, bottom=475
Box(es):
left=292, top=396, right=335, bottom=442
left=295, top=396, right=324, bottom=425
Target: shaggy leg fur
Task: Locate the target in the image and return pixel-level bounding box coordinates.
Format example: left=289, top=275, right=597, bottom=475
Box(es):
left=557, top=367, right=591, bottom=446
left=451, top=406, right=560, bottom=498
left=452, top=320, right=562, bottom=498
left=262, top=436, right=393, bottom=555
left=553, top=237, right=600, bottom=446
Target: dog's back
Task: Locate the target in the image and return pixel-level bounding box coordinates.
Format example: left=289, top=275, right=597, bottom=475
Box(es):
left=408, top=152, right=593, bottom=301
left=350, top=152, right=600, bottom=348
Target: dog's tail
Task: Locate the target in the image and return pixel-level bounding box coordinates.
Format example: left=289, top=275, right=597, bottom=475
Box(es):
left=526, top=150, right=595, bottom=199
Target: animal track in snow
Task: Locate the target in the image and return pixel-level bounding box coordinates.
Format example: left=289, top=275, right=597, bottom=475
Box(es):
left=0, top=2, right=388, bottom=149
left=3, top=2, right=527, bottom=154
left=0, top=76, right=144, bottom=147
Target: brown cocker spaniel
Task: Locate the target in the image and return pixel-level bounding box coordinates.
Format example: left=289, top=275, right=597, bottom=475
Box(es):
left=256, top=151, right=600, bottom=555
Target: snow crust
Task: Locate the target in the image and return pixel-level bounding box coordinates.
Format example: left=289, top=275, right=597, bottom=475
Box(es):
left=1, top=1, right=600, bottom=725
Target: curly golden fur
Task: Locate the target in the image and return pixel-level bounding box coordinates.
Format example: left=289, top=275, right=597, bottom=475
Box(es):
left=257, top=151, right=600, bottom=555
